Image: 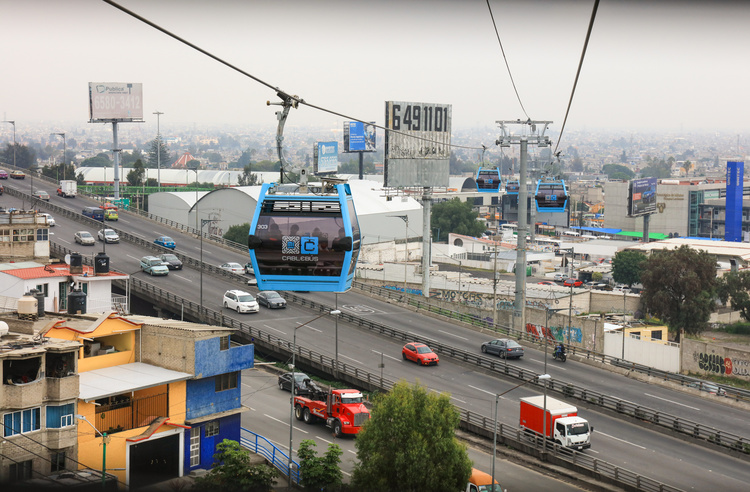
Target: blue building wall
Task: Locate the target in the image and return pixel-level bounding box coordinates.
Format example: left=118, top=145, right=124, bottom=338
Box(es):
left=186, top=375, right=243, bottom=420
left=184, top=413, right=241, bottom=473
left=725, top=161, right=744, bottom=242
left=194, top=337, right=254, bottom=378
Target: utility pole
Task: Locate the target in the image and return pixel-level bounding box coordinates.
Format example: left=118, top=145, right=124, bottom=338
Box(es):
left=496, top=120, right=552, bottom=334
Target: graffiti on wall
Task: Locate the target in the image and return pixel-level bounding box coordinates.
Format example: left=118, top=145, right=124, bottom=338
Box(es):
left=695, top=352, right=750, bottom=377
left=525, top=323, right=582, bottom=344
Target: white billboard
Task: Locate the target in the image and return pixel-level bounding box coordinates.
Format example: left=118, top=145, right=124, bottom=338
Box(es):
left=88, top=82, right=144, bottom=121
left=384, top=101, right=451, bottom=188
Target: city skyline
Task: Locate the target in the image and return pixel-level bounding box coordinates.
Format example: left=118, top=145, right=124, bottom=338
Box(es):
left=1, top=0, right=749, bottom=140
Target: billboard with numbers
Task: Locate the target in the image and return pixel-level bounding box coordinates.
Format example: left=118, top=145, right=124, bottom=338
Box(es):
left=88, top=82, right=143, bottom=121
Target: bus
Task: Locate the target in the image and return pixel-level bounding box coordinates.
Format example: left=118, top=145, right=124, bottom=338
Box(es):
left=500, top=223, right=518, bottom=235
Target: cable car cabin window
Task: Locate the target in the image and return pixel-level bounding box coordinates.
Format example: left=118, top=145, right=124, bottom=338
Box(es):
left=476, top=168, right=502, bottom=192
left=534, top=181, right=568, bottom=213
left=506, top=180, right=520, bottom=195
left=347, top=198, right=361, bottom=276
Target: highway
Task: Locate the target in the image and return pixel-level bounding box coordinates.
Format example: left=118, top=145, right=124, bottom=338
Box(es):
left=4, top=177, right=750, bottom=491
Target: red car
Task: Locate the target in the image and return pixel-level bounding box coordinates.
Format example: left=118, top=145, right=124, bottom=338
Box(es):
left=563, top=278, right=583, bottom=287
left=402, top=343, right=439, bottom=366
left=537, top=281, right=555, bottom=286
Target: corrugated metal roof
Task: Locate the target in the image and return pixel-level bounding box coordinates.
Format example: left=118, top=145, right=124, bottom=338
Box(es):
left=78, top=362, right=193, bottom=401
left=1, top=265, right=128, bottom=280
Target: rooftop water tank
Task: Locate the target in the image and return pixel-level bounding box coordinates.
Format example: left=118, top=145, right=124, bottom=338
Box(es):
left=95, top=252, right=110, bottom=276
left=17, top=295, right=38, bottom=320
left=68, top=289, right=86, bottom=315
left=70, top=252, right=83, bottom=275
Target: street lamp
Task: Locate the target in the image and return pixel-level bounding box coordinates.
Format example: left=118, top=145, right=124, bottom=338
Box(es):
left=153, top=111, right=164, bottom=189
left=288, top=309, right=341, bottom=483
left=389, top=215, right=409, bottom=294
left=75, top=414, right=110, bottom=490
left=51, top=132, right=66, bottom=181
left=189, top=162, right=200, bottom=231
left=492, top=374, right=550, bottom=487
left=2, top=120, right=15, bottom=169
left=200, top=219, right=216, bottom=322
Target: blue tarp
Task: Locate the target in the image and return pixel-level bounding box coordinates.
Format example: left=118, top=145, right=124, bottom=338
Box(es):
left=571, top=226, right=622, bottom=235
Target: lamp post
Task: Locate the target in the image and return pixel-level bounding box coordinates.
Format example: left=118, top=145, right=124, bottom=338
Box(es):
left=51, top=132, right=66, bottom=181
left=492, top=374, right=550, bottom=487
left=200, top=219, right=216, bottom=322
left=2, top=120, right=15, bottom=169
left=153, top=111, right=163, bottom=189
left=75, top=414, right=109, bottom=490
left=189, top=163, right=200, bottom=231
left=390, top=215, right=409, bottom=294
left=288, top=309, right=341, bottom=484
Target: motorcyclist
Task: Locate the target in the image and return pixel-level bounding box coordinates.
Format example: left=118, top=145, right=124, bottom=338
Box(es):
left=555, top=343, right=566, bottom=357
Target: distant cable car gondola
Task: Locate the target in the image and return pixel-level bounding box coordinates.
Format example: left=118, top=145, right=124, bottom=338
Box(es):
left=476, top=167, right=502, bottom=193
left=506, top=179, right=520, bottom=195
left=247, top=181, right=361, bottom=292
left=534, top=179, right=568, bottom=213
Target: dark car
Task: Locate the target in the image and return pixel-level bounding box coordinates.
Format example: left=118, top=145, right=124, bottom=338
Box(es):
left=278, top=372, right=321, bottom=396
left=159, top=253, right=183, bottom=270
left=481, top=338, right=524, bottom=359
left=563, top=278, right=583, bottom=287
left=257, top=291, right=287, bottom=309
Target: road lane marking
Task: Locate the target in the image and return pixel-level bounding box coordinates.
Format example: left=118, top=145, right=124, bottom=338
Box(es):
left=596, top=431, right=646, bottom=449
left=439, top=329, right=468, bottom=340
left=469, top=385, right=506, bottom=399
left=264, top=324, right=286, bottom=334
left=316, top=437, right=332, bottom=444
left=526, top=358, right=567, bottom=370
left=127, top=254, right=140, bottom=261
left=341, top=354, right=363, bottom=364
left=296, top=322, right=322, bottom=333
left=371, top=350, right=400, bottom=361
left=644, top=393, right=700, bottom=410
left=173, top=274, right=192, bottom=282
left=264, top=414, right=309, bottom=433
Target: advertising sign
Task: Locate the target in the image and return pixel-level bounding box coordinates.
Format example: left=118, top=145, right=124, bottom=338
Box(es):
left=88, top=82, right=143, bottom=121
left=384, top=101, right=451, bottom=188
left=628, top=177, right=657, bottom=217
left=343, top=121, right=376, bottom=153
left=314, top=141, right=339, bottom=174
left=725, top=161, right=744, bottom=242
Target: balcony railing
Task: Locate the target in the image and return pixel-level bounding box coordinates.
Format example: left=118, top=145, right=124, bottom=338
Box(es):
left=94, top=392, right=168, bottom=435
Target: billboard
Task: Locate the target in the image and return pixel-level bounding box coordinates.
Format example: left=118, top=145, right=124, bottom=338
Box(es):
left=725, top=161, right=744, bottom=242
left=384, top=101, right=451, bottom=188
left=314, top=141, right=339, bottom=174
left=88, top=82, right=143, bottom=121
left=343, top=121, right=376, bottom=153
left=628, top=177, right=657, bottom=217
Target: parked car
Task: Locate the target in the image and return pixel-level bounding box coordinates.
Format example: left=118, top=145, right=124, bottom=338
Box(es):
left=554, top=273, right=565, bottom=282
left=31, top=190, right=50, bottom=201
left=97, top=228, right=120, bottom=243
left=223, top=290, right=259, bottom=313
left=244, top=262, right=255, bottom=275
left=38, top=213, right=55, bottom=226
left=256, top=291, right=287, bottom=309
left=402, top=343, right=439, bottom=366
left=74, top=231, right=95, bottom=245
left=481, top=338, right=524, bottom=359
left=140, top=256, right=169, bottom=276
left=10, top=170, right=25, bottom=179
left=154, top=236, right=176, bottom=249
left=277, top=372, right=322, bottom=396
left=0, top=170, right=8, bottom=179
left=563, top=278, right=583, bottom=287
left=220, top=262, right=244, bottom=274
left=159, top=253, right=183, bottom=270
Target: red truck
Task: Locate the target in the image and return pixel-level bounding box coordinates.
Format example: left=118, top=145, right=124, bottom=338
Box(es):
left=519, top=395, right=592, bottom=450
left=294, top=388, right=370, bottom=437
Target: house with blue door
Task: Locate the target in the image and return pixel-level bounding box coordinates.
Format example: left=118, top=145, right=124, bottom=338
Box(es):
left=131, top=316, right=253, bottom=473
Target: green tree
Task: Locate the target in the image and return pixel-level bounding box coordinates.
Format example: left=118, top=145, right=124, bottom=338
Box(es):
left=640, top=245, right=718, bottom=340
left=147, top=137, right=171, bottom=169
left=238, top=164, right=260, bottom=186
left=126, top=159, right=146, bottom=186
left=297, top=439, right=343, bottom=491
left=352, top=381, right=472, bottom=492
left=1, top=143, right=37, bottom=169
left=717, top=270, right=750, bottom=322
left=611, top=250, right=648, bottom=287
left=81, top=153, right=111, bottom=167
left=75, top=171, right=85, bottom=185
left=602, top=163, right=634, bottom=181
left=431, top=198, right=485, bottom=238
left=192, top=439, right=278, bottom=492
left=224, top=223, right=250, bottom=245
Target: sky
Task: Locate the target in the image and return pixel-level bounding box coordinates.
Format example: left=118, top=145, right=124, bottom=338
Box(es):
left=1, top=0, right=749, bottom=137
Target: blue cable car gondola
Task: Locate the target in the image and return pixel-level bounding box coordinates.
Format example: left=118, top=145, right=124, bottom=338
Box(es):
left=506, top=179, right=520, bottom=195
left=247, top=181, right=361, bottom=292
left=534, top=179, right=568, bottom=213
left=476, top=167, right=502, bottom=193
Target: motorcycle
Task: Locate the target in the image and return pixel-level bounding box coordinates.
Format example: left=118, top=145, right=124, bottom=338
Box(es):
left=553, top=347, right=567, bottom=362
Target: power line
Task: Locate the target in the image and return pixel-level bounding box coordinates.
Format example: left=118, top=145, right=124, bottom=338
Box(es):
left=485, top=0, right=530, bottom=121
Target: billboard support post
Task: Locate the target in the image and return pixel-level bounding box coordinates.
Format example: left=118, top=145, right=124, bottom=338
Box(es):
left=643, top=214, right=650, bottom=244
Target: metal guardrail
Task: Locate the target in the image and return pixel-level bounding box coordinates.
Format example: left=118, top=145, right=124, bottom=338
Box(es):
left=240, top=427, right=299, bottom=484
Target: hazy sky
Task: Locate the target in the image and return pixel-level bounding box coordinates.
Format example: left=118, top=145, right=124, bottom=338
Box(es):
left=2, top=0, right=749, bottom=136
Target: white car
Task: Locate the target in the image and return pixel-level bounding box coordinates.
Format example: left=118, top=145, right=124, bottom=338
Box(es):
left=223, top=290, right=259, bottom=313
left=38, top=213, right=55, bottom=227
left=74, top=231, right=95, bottom=245
left=220, top=262, right=244, bottom=274
left=98, top=228, right=120, bottom=243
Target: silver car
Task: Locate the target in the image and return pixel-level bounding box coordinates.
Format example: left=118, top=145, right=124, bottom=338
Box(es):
left=98, top=228, right=120, bottom=243
left=74, top=231, right=95, bottom=245
left=481, top=338, right=524, bottom=359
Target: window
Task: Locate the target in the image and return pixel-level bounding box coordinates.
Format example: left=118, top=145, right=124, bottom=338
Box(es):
left=215, top=372, right=237, bottom=392
left=205, top=421, right=220, bottom=438
left=46, top=404, right=75, bottom=429
left=13, top=228, right=34, bottom=242
left=189, top=427, right=200, bottom=467
left=3, top=408, right=41, bottom=437
left=8, top=459, right=32, bottom=482
left=219, top=336, right=229, bottom=351
left=37, top=228, right=49, bottom=241
left=51, top=451, right=66, bottom=472
left=0, top=229, right=9, bottom=242
left=35, top=283, right=49, bottom=297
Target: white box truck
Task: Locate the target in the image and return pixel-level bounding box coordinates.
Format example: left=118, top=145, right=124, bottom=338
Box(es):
left=57, top=180, right=77, bottom=198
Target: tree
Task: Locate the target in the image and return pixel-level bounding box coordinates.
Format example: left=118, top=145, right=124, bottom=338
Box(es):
left=1, top=143, right=36, bottom=169
left=431, top=198, right=485, bottom=239
left=81, top=153, right=111, bottom=167
left=717, top=270, right=750, bottom=322
left=224, top=223, right=251, bottom=245
left=237, top=164, right=260, bottom=186
left=352, top=381, right=472, bottom=492
left=602, top=163, right=634, bottom=181
left=147, top=137, right=171, bottom=169
left=611, top=250, right=648, bottom=287
left=192, top=439, right=278, bottom=492
left=297, top=439, right=343, bottom=491
left=640, top=245, right=718, bottom=340
left=126, top=159, right=146, bottom=186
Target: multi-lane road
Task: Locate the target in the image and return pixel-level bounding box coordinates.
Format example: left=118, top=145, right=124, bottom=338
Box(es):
left=4, top=177, right=750, bottom=491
